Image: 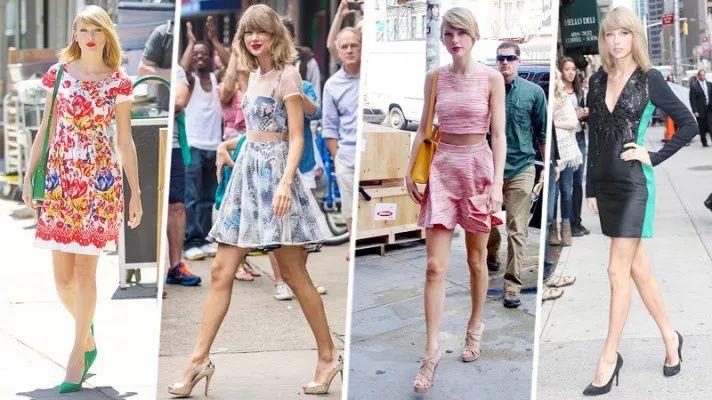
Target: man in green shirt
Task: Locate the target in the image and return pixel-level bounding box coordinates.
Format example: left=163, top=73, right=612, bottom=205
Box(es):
left=488, top=42, right=547, bottom=308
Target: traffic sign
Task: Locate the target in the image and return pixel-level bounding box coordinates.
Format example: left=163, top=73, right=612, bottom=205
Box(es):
left=662, top=13, right=674, bottom=25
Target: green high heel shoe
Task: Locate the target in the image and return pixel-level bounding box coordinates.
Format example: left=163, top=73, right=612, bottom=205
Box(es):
left=84, top=323, right=97, bottom=376
left=58, top=359, right=87, bottom=394
left=58, top=378, right=84, bottom=394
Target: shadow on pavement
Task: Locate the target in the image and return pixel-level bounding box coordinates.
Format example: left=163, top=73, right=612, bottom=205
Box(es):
left=16, top=386, right=137, bottom=399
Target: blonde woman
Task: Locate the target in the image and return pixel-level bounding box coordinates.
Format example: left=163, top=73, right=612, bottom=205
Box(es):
left=404, top=7, right=506, bottom=393
left=20, top=5, right=140, bottom=393
left=168, top=5, right=341, bottom=396
left=583, top=7, right=697, bottom=395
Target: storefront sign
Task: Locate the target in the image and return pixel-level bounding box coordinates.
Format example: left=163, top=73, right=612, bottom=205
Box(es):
left=560, top=0, right=601, bottom=49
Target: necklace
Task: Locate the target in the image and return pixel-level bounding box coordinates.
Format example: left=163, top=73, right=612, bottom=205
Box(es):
left=449, top=62, right=475, bottom=78
left=260, top=67, right=276, bottom=76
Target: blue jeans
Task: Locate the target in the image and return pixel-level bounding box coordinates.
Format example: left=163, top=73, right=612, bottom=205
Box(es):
left=551, top=164, right=575, bottom=224
left=571, top=131, right=586, bottom=226
left=184, top=147, right=217, bottom=250
left=544, top=163, right=558, bottom=281
left=547, top=162, right=558, bottom=226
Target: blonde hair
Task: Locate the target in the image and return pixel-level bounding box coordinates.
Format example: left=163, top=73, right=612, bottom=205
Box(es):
left=599, top=7, right=652, bottom=73
left=233, top=4, right=295, bottom=72
left=58, top=5, right=123, bottom=70
left=440, top=7, right=480, bottom=41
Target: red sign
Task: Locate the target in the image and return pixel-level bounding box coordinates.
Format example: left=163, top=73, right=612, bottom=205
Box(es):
left=662, top=13, right=674, bottom=25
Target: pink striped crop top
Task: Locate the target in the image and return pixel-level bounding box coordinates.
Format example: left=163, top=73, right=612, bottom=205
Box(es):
left=435, top=63, right=491, bottom=133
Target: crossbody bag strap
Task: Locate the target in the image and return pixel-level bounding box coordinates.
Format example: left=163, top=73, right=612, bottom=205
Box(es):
left=424, top=67, right=439, bottom=140
left=39, top=64, right=64, bottom=170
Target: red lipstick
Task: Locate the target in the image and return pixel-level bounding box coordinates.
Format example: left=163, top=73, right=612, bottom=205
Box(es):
left=251, top=44, right=262, bottom=51
left=86, top=42, right=96, bottom=48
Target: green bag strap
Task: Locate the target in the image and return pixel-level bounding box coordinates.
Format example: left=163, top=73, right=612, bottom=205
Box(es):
left=39, top=64, right=64, bottom=173
left=232, top=134, right=247, bottom=159
left=175, top=112, right=191, bottom=165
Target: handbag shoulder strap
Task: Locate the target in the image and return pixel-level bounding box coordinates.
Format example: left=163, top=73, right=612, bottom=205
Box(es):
left=39, top=64, right=64, bottom=166
left=424, top=67, right=439, bottom=140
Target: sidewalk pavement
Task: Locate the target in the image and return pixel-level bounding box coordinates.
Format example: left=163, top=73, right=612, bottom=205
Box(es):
left=537, top=126, right=712, bottom=399
left=0, top=198, right=161, bottom=399
left=348, top=225, right=540, bottom=400
left=156, top=243, right=349, bottom=399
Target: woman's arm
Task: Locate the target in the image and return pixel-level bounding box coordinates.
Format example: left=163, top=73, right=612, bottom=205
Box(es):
left=273, top=69, right=305, bottom=218
left=488, top=70, right=506, bottom=212
left=303, top=82, right=321, bottom=120
left=585, top=87, right=597, bottom=199
left=115, top=101, right=142, bottom=228
left=215, top=136, right=240, bottom=182
left=21, top=90, right=55, bottom=208
left=404, top=68, right=436, bottom=204
left=646, top=69, right=698, bottom=166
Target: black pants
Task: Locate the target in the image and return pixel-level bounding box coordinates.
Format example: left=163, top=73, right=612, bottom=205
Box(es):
left=696, top=111, right=712, bottom=145
left=571, top=130, right=586, bottom=227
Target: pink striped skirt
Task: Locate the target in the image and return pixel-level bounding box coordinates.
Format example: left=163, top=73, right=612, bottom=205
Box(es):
left=418, top=141, right=502, bottom=233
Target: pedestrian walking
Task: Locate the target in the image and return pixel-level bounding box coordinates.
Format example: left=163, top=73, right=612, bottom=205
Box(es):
left=21, top=5, right=141, bottom=393
left=167, top=5, right=341, bottom=396
left=404, top=8, right=506, bottom=393
left=487, top=40, right=547, bottom=308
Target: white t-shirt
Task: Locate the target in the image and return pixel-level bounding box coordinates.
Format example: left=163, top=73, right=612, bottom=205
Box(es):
left=184, top=72, right=222, bottom=151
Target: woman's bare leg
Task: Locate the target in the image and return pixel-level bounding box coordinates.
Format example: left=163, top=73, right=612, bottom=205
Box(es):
left=64, top=254, right=99, bottom=383
left=591, top=237, right=639, bottom=386
left=273, top=246, right=337, bottom=382
left=179, top=244, right=249, bottom=383
left=423, top=228, right=454, bottom=359
left=464, top=231, right=489, bottom=332
left=629, top=242, right=679, bottom=365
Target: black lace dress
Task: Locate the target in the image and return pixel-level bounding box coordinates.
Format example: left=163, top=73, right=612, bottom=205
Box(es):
left=585, top=68, right=697, bottom=237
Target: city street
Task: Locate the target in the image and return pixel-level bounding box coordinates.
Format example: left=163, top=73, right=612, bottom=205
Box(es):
left=0, top=198, right=161, bottom=399
left=155, top=243, right=349, bottom=399
left=537, top=127, right=712, bottom=399
left=348, top=225, right=541, bottom=400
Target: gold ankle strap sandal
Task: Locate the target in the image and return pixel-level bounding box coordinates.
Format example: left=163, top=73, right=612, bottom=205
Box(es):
left=461, top=320, right=485, bottom=362
left=413, top=352, right=441, bottom=393
left=303, top=355, right=344, bottom=395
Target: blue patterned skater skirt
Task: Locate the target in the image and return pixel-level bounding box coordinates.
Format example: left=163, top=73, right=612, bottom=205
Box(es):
left=206, top=140, right=328, bottom=249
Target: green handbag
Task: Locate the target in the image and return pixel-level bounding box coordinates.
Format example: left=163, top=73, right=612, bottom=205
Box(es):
left=32, top=64, right=64, bottom=201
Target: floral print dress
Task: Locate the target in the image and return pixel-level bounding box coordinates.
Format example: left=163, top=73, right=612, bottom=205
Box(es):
left=34, top=63, right=133, bottom=255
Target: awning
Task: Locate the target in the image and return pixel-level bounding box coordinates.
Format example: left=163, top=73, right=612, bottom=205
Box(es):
left=560, top=0, right=602, bottom=54
left=180, top=0, right=241, bottom=17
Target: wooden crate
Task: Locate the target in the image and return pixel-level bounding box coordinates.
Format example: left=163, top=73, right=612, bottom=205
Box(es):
left=356, top=184, right=420, bottom=239
left=359, top=123, right=411, bottom=181
left=355, top=226, right=425, bottom=256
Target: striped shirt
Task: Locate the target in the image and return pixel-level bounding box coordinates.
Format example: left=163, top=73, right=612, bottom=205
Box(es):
left=435, top=63, right=491, bottom=134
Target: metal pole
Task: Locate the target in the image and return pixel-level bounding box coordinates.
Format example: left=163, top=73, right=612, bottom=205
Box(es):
left=425, top=0, right=440, bottom=71
left=674, top=0, right=681, bottom=78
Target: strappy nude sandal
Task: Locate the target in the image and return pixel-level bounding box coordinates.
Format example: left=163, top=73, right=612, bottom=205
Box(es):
left=242, top=260, right=263, bottom=277
left=303, top=355, right=344, bottom=395
left=542, top=287, right=564, bottom=301
left=413, top=351, right=442, bottom=393
left=167, top=359, right=215, bottom=397
left=545, top=275, right=576, bottom=288
left=461, top=321, right=484, bottom=362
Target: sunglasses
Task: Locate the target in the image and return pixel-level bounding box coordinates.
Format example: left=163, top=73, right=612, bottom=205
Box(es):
left=496, top=54, right=519, bottom=62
